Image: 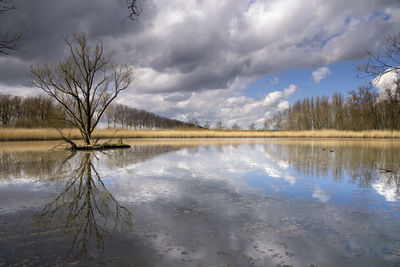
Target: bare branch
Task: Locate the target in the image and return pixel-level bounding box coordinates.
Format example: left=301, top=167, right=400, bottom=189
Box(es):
left=55, top=128, right=78, bottom=150
left=358, top=32, right=400, bottom=81
left=0, top=0, right=22, bottom=54
left=126, top=0, right=142, bottom=21
left=0, top=0, right=14, bottom=13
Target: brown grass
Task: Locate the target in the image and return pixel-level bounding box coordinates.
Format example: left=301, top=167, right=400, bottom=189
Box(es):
left=1, top=128, right=400, bottom=141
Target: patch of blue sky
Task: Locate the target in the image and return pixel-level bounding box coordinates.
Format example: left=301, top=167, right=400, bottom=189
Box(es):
left=242, top=62, right=368, bottom=102
left=369, top=10, right=392, bottom=22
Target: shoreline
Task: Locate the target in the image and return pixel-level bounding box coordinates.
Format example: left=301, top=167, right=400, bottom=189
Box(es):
left=1, top=128, right=400, bottom=141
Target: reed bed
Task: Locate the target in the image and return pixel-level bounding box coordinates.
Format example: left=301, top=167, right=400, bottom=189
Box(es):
left=1, top=128, right=400, bottom=141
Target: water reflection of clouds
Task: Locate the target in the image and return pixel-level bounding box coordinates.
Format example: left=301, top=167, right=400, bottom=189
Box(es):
left=115, top=176, right=304, bottom=266
left=372, top=173, right=400, bottom=202
left=108, top=168, right=399, bottom=266
left=0, top=178, right=43, bottom=189
left=98, top=143, right=400, bottom=209
left=189, top=146, right=288, bottom=181
left=2, top=141, right=399, bottom=216
left=0, top=179, right=53, bottom=213
left=312, top=186, right=330, bottom=203
left=102, top=144, right=298, bottom=204
left=262, top=149, right=296, bottom=185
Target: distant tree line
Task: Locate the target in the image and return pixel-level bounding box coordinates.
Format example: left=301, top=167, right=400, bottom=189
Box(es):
left=105, top=103, right=196, bottom=129
left=0, top=93, right=193, bottom=129
left=268, top=84, right=400, bottom=131
left=0, top=94, right=67, bottom=127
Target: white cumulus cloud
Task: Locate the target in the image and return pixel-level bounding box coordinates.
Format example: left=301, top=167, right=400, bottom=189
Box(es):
left=372, top=69, right=400, bottom=94
left=312, top=67, right=332, bottom=83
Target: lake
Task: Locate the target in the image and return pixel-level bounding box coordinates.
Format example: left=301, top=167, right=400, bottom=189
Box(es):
left=0, top=138, right=399, bottom=266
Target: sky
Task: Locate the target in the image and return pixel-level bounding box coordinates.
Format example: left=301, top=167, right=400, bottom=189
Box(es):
left=1, top=0, right=400, bottom=128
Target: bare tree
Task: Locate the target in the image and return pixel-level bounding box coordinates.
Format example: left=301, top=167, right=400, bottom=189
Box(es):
left=231, top=123, right=241, bottom=130
left=380, top=80, right=400, bottom=129
left=263, top=118, right=273, bottom=130
left=30, top=33, right=133, bottom=145
left=248, top=123, right=256, bottom=130
left=215, top=120, right=224, bottom=130
left=358, top=32, right=400, bottom=81
left=0, top=0, right=21, bottom=54
left=188, top=118, right=199, bottom=127
left=357, top=32, right=400, bottom=129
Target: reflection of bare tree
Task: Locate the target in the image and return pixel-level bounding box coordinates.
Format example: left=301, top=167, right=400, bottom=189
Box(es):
left=39, top=152, right=133, bottom=258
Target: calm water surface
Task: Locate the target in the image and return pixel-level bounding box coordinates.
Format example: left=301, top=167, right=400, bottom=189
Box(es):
left=0, top=138, right=399, bottom=266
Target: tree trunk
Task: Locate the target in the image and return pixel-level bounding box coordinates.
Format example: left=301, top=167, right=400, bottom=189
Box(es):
left=84, top=134, right=91, bottom=145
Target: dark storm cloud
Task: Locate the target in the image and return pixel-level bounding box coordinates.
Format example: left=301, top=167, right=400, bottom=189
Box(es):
left=0, top=0, right=155, bottom=85
left=0, top=56, right=30, bottom=85
left=3, top=1, right=121, bottom=58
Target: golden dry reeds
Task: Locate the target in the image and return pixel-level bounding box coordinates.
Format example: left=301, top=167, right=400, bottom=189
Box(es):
left=1, top=128, right=400, bottom=141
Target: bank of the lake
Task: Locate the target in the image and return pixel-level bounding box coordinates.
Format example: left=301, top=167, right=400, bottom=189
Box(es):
left=1, top=128, right=400, bottom=141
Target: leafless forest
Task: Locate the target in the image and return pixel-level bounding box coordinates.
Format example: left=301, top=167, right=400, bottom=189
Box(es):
left=268, top=85, right=400, bottom=131
left=0, top=94, right=194, bottom=129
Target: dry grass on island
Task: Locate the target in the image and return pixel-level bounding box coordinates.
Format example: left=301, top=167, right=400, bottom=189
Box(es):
left=1, top=128, right=400, bottom=141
